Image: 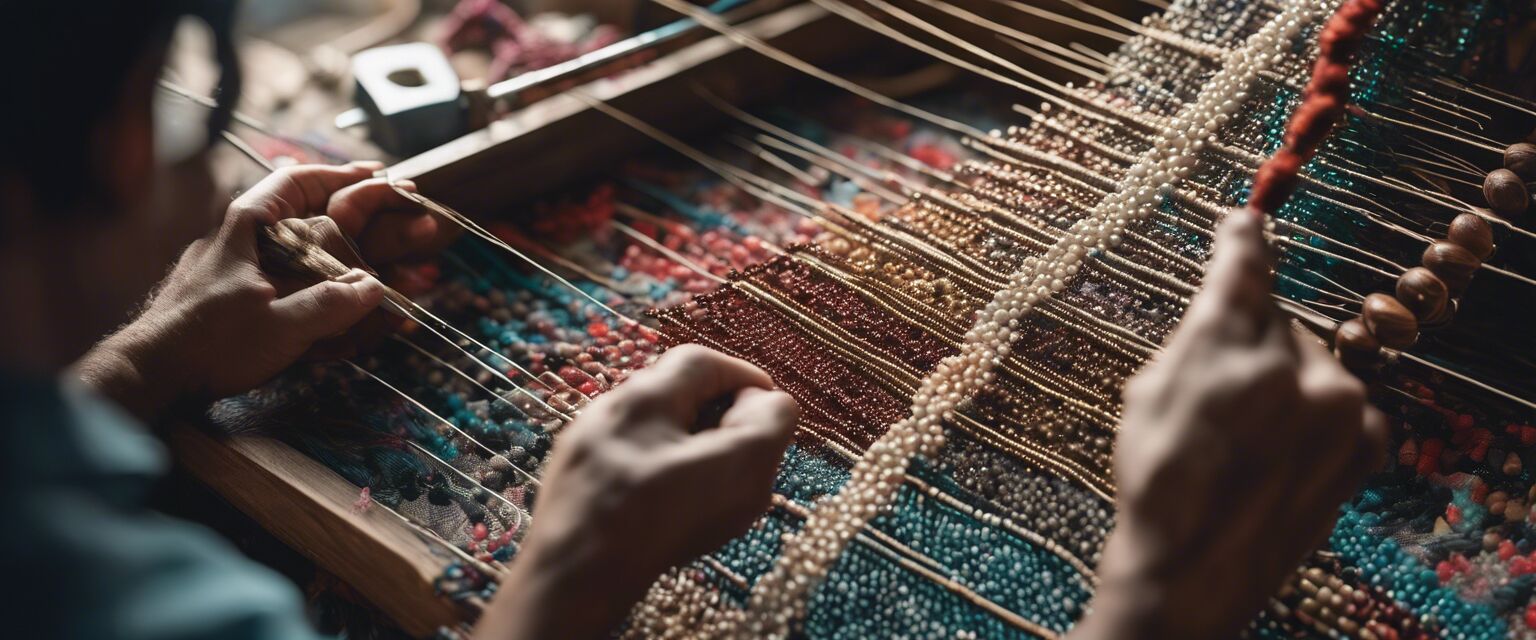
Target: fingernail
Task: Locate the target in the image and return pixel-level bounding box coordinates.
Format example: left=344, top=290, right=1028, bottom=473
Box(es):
left=396, top=179, right=418, bottom=192
left=353, top=160, right=386, bottom=171
left=335, top=268, right=369, bottom=284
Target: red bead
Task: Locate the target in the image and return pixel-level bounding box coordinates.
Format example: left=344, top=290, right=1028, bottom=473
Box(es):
left=1397, top=439, right=1419, bottom=468
left=1468, top=429, right=1493, bottom=463
left=1435, top=560, right=1455, bottom=583
left=1417, top=438, right=1444, bottom=476
left=1518, top=425, right=1536, bottom=447
left=472, top=522, right=488, bottom=541
left=1513, top=557, right=1534, bottom=577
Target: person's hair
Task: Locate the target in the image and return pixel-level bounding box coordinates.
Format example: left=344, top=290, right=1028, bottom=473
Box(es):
left=2, top=2, right=237, bottom=212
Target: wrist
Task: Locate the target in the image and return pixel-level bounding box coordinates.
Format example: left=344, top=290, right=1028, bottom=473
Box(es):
left=479, top=530, right=645, bottom=640
left=1071, top=577, right=1163, bottom=640
left=1077, top=556, right=1237, bottom=640
left=75, top=319, right=185, bottom=423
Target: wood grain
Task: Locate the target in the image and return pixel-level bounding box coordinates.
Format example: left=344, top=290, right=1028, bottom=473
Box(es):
left=170, top=427, right=467, bottom=637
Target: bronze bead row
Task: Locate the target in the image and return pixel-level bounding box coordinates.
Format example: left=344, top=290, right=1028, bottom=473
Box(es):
left=1482, top=143, right=1536, bottom=218
left=1334, top=211, right=1494, bottom=368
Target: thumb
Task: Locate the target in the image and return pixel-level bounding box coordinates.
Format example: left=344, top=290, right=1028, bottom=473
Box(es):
left=1177, top=209, right=1277, bottom=345
left=270, top=269, right=387, bottom=345
left=1199, top=208, right=1274, bottom=313
left=691, top=387, right=798, bottom=461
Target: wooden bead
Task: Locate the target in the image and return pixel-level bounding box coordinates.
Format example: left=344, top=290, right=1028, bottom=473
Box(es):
left=1422, top=241, right=1479, bottom=294
left=1447, top=213, right=1494, bottom=260
left=1395, top=267, right=1448, bottom=321
left=1333, top=317, right=1381, bottom=368
left=1483, top=169, right=1529, bottom=218
left=1507, top=503, right=1528, bottom=523
left=1362, top=293, right=1418, bottom=349
left=1507, top=143, right=1536, bottom=181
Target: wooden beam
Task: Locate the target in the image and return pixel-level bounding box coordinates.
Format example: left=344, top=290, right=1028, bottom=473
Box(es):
left=389, top=2, right=869, bottom=213
left=169, top=427, right=467, bottom=637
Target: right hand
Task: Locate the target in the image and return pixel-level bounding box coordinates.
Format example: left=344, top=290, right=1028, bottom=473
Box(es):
left=1073, top=211, right=1388, bottom=640
left=477, top=345, right=798, bottom=640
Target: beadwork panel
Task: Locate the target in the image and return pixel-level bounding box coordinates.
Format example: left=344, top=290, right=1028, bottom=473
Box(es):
left=216, top=0, right=1536, bottom=636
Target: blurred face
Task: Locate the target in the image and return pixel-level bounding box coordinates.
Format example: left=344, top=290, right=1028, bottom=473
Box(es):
left=4, top=41, right=221, bottom=367
left=84, top=50, right=221, bottom=326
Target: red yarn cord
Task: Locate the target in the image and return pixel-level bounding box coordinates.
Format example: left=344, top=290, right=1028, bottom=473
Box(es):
left=1247, top=0, right=1386, bottom=214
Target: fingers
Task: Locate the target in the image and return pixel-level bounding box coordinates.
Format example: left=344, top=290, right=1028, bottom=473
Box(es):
left=301, top=216, right=369, bottom=271
left=359, top=210, right=458, bottom=263
left=1289, top=406, right=1382, bottom=555
left=269, top=268, right=387, bottom=346
left=326, top=177, right=460, bottom=263
left=226, top=162, right=383, bottom=230
left=717, top=387, right=799, bottom=441
left=1179, top=210, right=1277, bottom=343
left=326, top=178, right=417, bottom=236
left=683, top=387, right=797, bottom=469
left=1279, top=333, right=1382, bottom=550
left=674, top=387, right=798, bottom=537
left=621, top=345, right=776, bottom=424
left=1202, top=210, right=1274, bottom=309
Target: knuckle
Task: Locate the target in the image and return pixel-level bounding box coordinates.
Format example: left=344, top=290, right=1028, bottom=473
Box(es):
left=661, top=344, right=715, bottom=369
left=249, top=280, right=279, bottom=302
left=1243, top=352, right=1297, bottom=390
left=1122, top=365, right=1175, bottom=408
left=1311, top=375, right=1366, bottom=414
left=582, top=440, right=646, bottom=489
left=606, top=379, right=670, bottom=418
left=762, top=391, right=800, bottom=424
left=1121, top=372, right=1156, bottom=403
left=224, top=201, right=264, bottom=225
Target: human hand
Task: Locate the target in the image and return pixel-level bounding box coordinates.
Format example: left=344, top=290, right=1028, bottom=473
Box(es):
left=1071, top=211, right=1388, bottom=640
left=77, top=162, right=456, bottom=421
left=476, top=345, right=798, bottom=640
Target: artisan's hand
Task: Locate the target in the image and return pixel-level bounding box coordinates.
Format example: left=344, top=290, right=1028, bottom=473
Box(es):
left=476, top=345, right=798, bottom=640
left=76, top=162, right=454, bottom=422
left=1071, top=211, right=1388, bottom=640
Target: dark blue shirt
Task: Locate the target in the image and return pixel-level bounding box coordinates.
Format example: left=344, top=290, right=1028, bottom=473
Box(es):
left=0, top=374, right=326, bottom=639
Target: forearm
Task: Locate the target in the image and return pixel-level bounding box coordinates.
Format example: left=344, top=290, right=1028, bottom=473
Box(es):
left=1067, top=586, right=1160, bottom=640
left=474, top=534, right=649, bottom=640
left=74, top=320, right=184, bottom=424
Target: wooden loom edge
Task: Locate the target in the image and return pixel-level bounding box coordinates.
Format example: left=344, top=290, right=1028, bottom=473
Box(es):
left=169, top=426, right=466, bottom=637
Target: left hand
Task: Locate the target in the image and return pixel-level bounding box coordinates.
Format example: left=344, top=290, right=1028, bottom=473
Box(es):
left=77, top=162, right=456, bottom=421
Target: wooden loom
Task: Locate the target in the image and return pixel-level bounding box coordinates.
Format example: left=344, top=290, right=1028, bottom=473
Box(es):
left=169, top=2, right=1126, bottom=634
